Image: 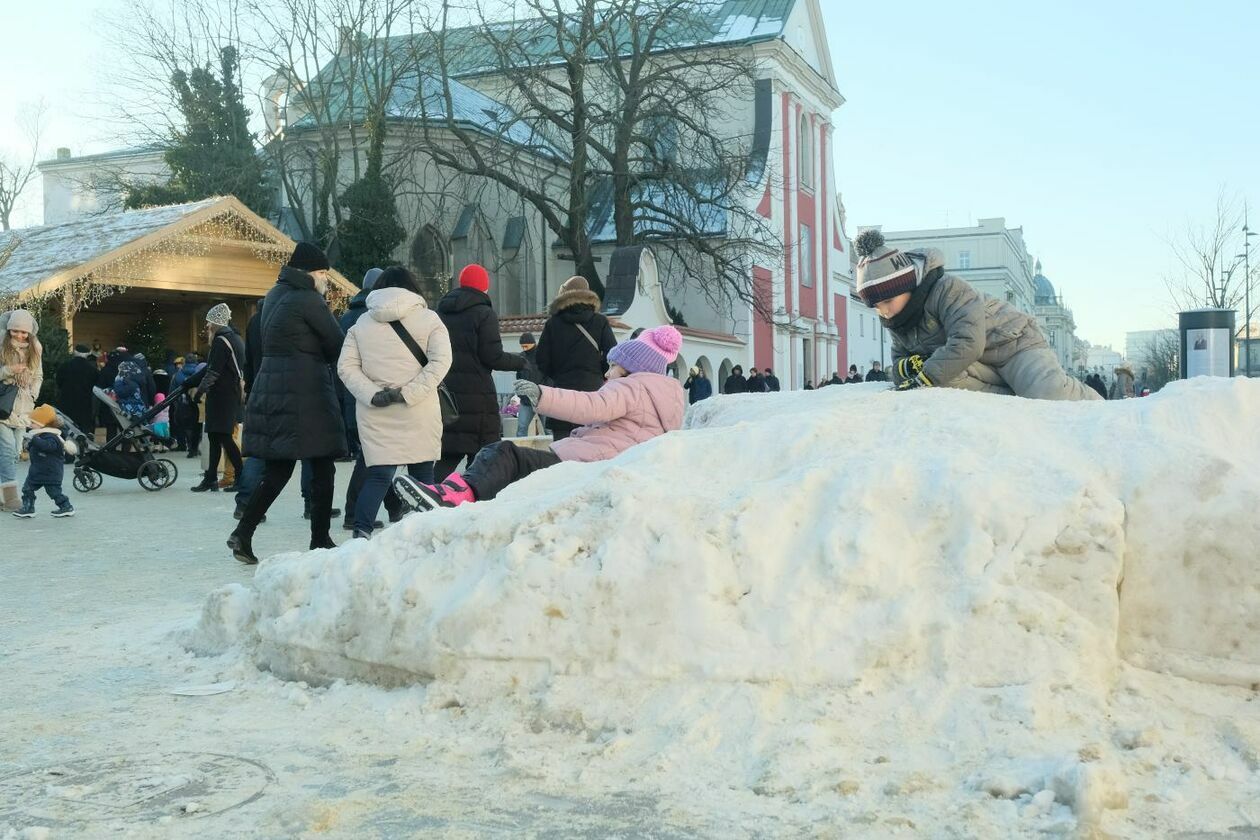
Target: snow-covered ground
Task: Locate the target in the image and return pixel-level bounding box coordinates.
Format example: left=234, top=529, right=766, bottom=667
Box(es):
left=4, top=380, right=1260, bottom=838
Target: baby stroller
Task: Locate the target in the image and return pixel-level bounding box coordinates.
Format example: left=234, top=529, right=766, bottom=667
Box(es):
left=66, top=386, right=185, bottom=493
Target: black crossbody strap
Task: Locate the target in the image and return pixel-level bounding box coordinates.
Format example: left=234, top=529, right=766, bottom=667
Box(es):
left=388, top=320, right=429, bottom=367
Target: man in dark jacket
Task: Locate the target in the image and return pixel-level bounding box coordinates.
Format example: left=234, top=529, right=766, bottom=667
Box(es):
left=229, top=242, right=346, bottom=564
left=844, top=364, right=864, bottom=384
left=188, top=304, right=246, bottom=493
left=434, top=263, right=524, bottom=479
left=825, top=371, right=844, bottom=386
left=683, top=366, right=713, bottom=404
left=865, top=361, right=889, bottom=382
left=515, top=332, right=543, bottom=437
left=723, top=365, right=748, bottom=394
left=535, top=275, right=617, bottom=440
left=763, top=367, right=781, bottom=392
left=55, top=344, right=99, bottom=436
left=747, top=368, right=768, bottom=392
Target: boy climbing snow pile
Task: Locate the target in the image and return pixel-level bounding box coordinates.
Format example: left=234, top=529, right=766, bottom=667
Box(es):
left=13, top=404, right=76, bottom=518
left=855, top=229, right=1100, bottom=401
left=395, top=325, right=686, bottom=511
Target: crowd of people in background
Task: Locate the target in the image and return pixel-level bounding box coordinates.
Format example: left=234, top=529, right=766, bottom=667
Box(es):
left=0, top=235, right=1160, bottom=539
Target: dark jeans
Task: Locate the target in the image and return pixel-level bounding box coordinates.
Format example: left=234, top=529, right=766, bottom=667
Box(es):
left=546, top=418, right=578, bottom=440
left=300, top=459, right=312, bottom=499
left=206, top=431, right=242, bottom=482
left=344, top=454, right=408, bottom=522
left=237, top=456, right=335, bottom=543
left=463, top=441, right=561, bottom=501
left=234, top=456, right=265, bottom=507
left=22, top=478, right=69, bottom=508
left=355, top=461, right=434, bottom=533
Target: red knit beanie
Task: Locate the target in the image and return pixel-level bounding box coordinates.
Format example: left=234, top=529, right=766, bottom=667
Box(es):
left=459, top=264, right=490, bottom=293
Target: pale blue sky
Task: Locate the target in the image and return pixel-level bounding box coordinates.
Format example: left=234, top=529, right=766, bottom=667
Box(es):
left=3, top=0, right=1257, bottom=348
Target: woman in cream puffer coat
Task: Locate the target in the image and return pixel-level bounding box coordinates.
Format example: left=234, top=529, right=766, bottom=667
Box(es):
left=337, top=267, right=452, bottom=535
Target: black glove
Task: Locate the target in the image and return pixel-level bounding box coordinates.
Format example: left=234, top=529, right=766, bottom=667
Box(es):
left=370, top=387, right=405, bottom=407
left=894, top=355, right=933, bottom=390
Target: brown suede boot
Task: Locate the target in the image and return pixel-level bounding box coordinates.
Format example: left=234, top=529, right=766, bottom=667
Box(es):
left=0, top=482, right=19, bottom=512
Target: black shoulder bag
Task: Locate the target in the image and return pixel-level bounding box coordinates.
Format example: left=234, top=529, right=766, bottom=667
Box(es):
left=387, top=321, right=460, bottom=427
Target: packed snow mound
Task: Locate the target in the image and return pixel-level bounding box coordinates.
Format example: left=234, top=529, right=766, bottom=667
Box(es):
left=196, top=378, right=1260, bottom=690
left=191, top=379, right=1260, bottom=835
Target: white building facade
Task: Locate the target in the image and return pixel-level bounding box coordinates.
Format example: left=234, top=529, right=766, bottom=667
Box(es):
left=1031, top=262, right=1078, bottom=373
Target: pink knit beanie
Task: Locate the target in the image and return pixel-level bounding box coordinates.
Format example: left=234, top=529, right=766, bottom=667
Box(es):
left=607, top=325, right=682, bottom=375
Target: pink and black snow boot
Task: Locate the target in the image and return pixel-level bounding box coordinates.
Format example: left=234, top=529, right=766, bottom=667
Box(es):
left=393, top=474, right=477, bottom=512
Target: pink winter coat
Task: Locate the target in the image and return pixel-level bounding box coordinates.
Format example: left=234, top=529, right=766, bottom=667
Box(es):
left=538, top=372, right=685, bottom=463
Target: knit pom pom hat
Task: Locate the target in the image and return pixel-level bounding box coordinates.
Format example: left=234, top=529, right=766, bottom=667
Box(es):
left=205, top=303, right=232, bottom=327
left=854, top=229, right=925, bottom=305
left=459, top=264, right=490, bottom=293
left=607, top=325, right=682, bottom=375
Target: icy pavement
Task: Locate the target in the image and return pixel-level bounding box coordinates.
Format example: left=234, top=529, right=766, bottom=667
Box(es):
left=0, top=464, right=746, bottom=838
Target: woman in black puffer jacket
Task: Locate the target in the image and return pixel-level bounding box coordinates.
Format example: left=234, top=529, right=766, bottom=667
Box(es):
left=229, top=242, right=345, bottom=564
left=434, top=264, right=524, bottom=480
left=535, top=275, right=617, bottom=440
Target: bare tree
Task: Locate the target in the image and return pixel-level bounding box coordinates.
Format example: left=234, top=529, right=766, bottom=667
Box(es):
left=0, top=102, right=47, bottom=230
left=1164, top=190, right=1257, bottom=330
left=409, top=0, right=778, bottom=313
left=1140, top=331, right=1180, bottom=392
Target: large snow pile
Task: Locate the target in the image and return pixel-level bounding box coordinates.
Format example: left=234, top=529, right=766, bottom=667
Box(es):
left=194, top=379, right=1260, bottom=836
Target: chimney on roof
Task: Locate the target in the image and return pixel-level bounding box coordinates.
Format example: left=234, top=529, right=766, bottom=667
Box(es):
left=56, top=147, right=71, bottom=160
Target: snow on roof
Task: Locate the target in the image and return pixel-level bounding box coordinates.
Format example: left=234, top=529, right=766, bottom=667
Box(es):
left=0, top=199, right=220, bottom=301
left=583, top=177, right=729, bottom=245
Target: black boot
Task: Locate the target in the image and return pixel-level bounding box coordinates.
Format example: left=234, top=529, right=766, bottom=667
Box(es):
left=309, top=533, right=337, bottom=550
left=191, top=473, right=219, bottom=492
left=227, top=531, right=259, bottom=564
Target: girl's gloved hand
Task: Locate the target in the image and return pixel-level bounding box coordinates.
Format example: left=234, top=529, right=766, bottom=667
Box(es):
left=513, top=380, right=541, bottom=405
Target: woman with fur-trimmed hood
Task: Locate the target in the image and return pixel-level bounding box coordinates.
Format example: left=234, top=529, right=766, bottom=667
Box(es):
left=535, top=276, right=618, bottom=440
left=1110, top=362, right=1136, bottom=400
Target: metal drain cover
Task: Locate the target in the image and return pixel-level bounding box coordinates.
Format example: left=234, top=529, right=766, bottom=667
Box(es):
left=0, top=752, right=273, bottom=827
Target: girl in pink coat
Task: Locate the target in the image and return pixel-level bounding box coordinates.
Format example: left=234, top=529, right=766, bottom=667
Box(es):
left=394, top=325, right=685, bottom=510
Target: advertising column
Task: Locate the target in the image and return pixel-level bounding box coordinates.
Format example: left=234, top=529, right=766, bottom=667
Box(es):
left=1179, top=308, right=1235, bottom=378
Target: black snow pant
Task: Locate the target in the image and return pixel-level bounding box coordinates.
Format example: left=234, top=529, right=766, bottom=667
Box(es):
left=237, top=456, right=335, bottom=545
left=463, top=440, right=562, bottom=501
left=545, top=418, right=578, bottom=441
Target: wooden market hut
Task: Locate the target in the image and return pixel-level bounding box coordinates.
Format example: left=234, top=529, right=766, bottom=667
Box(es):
left=0, top=196, right=355, bottom=355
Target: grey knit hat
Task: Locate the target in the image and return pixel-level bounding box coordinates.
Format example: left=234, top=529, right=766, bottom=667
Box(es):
left=854, top=230, right=949, bottom=306
left=205, top=303, right=232, bottom=327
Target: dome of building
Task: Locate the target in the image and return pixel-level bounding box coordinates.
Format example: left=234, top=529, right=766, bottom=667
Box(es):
left=1033, top=260, right=1057, bottom=305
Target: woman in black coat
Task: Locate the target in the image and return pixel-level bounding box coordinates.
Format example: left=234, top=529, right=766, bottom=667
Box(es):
left=189, top=304, right=247, bottom=492
left=434, top=264, right=524, bottom=480
left=229, top=243, right=346, bottom=563
left=55, top=345, right=99, bottom=435
left=535, top=275, right=617, bottom=440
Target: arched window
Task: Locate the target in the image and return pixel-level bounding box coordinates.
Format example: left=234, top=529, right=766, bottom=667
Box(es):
left=798, top=113, right=813, bottom=189
left=410, top=224, right=449, bottom=303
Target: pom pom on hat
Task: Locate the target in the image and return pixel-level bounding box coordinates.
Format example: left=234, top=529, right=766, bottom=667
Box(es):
left=855, top=228, right=886, bottom=258
left=288, top=241, right=330, bottom=272
left=459, top=264, right=490, bottom=293
left=205, top=303, right=232, bottom=327
left=607, top=325, right=682, bottom=375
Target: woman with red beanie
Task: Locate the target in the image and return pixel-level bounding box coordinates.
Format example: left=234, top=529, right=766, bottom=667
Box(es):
left=434, top=264, right=525, bottom=480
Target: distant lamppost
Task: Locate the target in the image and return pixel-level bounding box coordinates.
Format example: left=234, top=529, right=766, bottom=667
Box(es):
left=1243, top=204, right=1257, bottom=378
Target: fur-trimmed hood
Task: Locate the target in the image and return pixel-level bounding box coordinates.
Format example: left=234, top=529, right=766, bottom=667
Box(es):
left=548, top=288, right=601, bottom=317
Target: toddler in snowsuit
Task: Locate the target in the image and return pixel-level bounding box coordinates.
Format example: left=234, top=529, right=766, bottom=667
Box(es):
left=395, top=325, right=686, bottom=511
left=854, top=230, right=1099, bottom=401
left=151, top=393, right=171, bottom=440
left=112, top=361, right=148, bottom=418
left=14, top=404, right=76, bottom=518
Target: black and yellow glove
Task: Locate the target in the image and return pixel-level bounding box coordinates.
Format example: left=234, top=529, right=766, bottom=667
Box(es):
left=895, top=355, right=933, bottom=390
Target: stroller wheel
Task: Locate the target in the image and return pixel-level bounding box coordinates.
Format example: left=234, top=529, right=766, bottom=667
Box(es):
left=156, top=458, right=179, bottom=488
left=73, top=467, right=103, bottom=493
left=138, top=460, right=170, bottom=492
